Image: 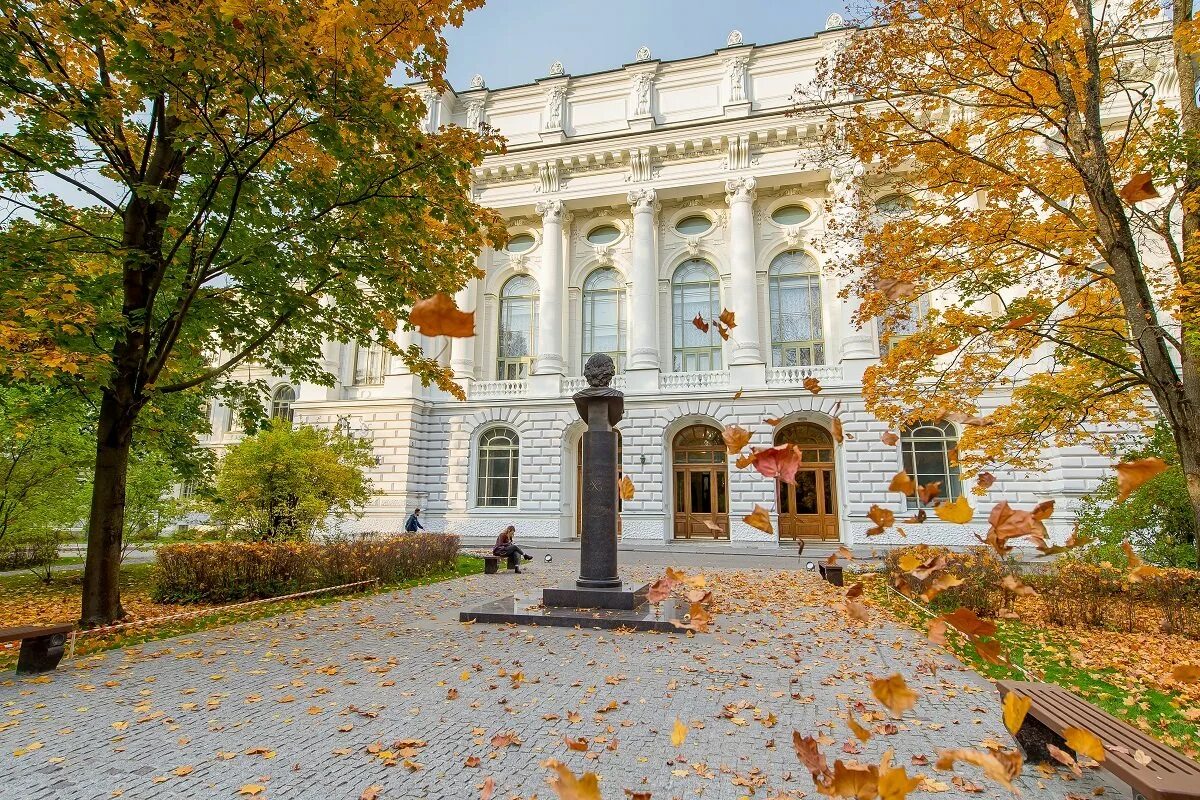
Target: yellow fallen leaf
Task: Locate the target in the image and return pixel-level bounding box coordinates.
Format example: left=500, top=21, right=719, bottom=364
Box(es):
left=1002, top=692, right=1031, bottom=735
left=671, top=719, right=687, bottom=747
left=1063, top=727, right=1105, bottom=762
left=934, top=495, right=973, bottom=524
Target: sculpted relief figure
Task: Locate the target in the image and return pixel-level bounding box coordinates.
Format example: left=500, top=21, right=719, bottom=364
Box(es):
left=632, top=73, right=652, bottom=117
left=543, top=86, right=567, bottom=130
left=725, top=56, right=748, bottom=104
left=465, top=100, right=484, bottom=131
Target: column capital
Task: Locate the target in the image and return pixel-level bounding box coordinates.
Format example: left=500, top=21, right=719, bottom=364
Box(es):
left=628, top=188, right=659, bottom=214
left=725, top=176, right=757, bottom=204
left=535, top=199, right=565, bottom=223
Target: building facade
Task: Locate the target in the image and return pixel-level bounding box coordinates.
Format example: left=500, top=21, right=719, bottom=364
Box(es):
left=202, top=18, right=1165, bottom=549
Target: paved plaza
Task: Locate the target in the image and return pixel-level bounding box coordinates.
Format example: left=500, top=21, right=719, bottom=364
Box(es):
left=1, top=557, right=1119, bottom=799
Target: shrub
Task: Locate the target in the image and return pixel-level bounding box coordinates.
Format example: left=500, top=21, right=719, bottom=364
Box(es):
left=1028, top=561, right=1200, bottom=638
left=153, top=533, right=461, bottom=604
left=883, top=544, right=1013, bottom=617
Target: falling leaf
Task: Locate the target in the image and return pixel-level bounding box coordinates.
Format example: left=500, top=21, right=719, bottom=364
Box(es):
left=360, top=785, right=383, bottom=800
left=1114, top=457, right=1168, bottom=502
left=831, top=418, right=844, bottom=444
left=881, top=431, right=899, bottom=446
left=719, top=308, right=737, bottom=329
left=935, top=748, right=1022, bottom=791
left=803, top=376, right=822, bottom=395
left=917, top=482, right=941, bottom=505
left=618, top=475, right=635, bottom=501
left=715, top=322, right=731, bottom=341
left=976, top=472, right=996, bottom=489
left=1003, top=313, right=1037, bottom=330
left=879, top=750, right=922, bottom=800
left=543, top=759, right=603, bottom=800
left=722, top=425, right=752, bottom=454
left=847, top=709, right=872, bottom=742
left=934, top=495, right=973, bottom=524
left=920, top=573, right=964, bottom=603
left=671, top=719, right=688, bottom=747
left=743, top=504, right=774, bottom=534
left=1063, top=727, right=1105, bottom=762
left=1000, top=574, right=1037, bottom=596
left=237, top=787, right=266, bottom=797
left=410, top=293, right=474, bottom=337
left=940, top=608, right=997, bottom=638
left=692, top=313, right=710, bottom=333
left=826, top=759, right=880, bottom=798
left=1001, top=692, right=1031, bottom=735
left=878, top=278, right=916, bottom=301
left=792, top=732, right=830, bottom=778
left=888, top=471, right=915, bottom=496
left=866, top=505, right=895, bottom=536
left=871, top=674, right=918, bottom=717
left=1119, top=171, right=1159, bottom=205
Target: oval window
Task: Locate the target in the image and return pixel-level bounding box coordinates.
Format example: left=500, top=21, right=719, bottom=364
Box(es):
left=771, top=204, right=811, bottom=226
left=675, top=215, right=712, bottom=235
left=586, top=225, right=621, bottom=245
left=506, top=232, right=536, bottom=253
left=875, top=194, right=913, bottom=217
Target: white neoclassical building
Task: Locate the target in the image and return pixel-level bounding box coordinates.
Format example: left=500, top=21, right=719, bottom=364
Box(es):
left=202, top=20, right=1165, bottom=550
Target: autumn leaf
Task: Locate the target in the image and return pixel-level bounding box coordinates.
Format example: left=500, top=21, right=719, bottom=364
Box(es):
left=1002, top=692, right=1031, bottom=735
left=1114, top=457, right=1168, bottom=502
left=692, top=313, right=710, bottom=333
left=831, top=418, right=844, bottom=444
left=871, top=673, right=918, bottom=717
left=718, top=308, right=737, bottom=329
left=481, top=776, right=495, bottom=800
left=940, top=607, right=997, bottom=638
left=543, top=758, right=603, bottom=800
left=1119, top=171, right=1159, bottom=205
left=917, top=481, right=941, bottom=505
left=743, top=504, right=773, bottom=534
left=565, top=737, right=589, bottom=752
left=1063, top=727, right=1106, bottom=762
left=878, top=750, right=922, bottom=800
left=935, top=748, right=1022, bottom=791
left=237, top=786, right=266, bottom=797
left=976, top=472, right=996, bottom=490
left=410, top=293, right=474, bottom=338
left=803, top=376, right=822, bottom=395
left=934, top=495, right=973, bottom=523
left=881, top=431, right=900, bottom=446
left=1172, top=664, right=1200, bottom=683
left=888, top=470, right=915, bottom=495
left=847, top=709, right=872, bottom=742
left=360, top=785, right=383, bottom=800
left=722, top=425, right=752, bottom=454
left=878, top=278, right=916, bottom=301
left=919, top=573, right=964, bottom=603
left=825, top=759, right=879, bottom=799
left=671, top=719, right=688, bottom=747
left=792, top=731, right=830, bottom=778
left=866, top=504, right=895, bottom=536
left=618, top=474, right=635, bottom=501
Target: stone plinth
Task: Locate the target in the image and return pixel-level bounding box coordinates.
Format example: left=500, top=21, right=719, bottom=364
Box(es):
left=542, top=582, right=649, bottom=610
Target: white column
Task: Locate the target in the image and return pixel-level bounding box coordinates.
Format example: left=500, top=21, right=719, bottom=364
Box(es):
left=627, top=188, right=660, bottom=370
left=830, top=161, right=875, bottom=360
left=449, top=276, right=477, bottom=380
left=393, top=327, right=416, bottom=374
left=533, top=199, right=567, bottom=375
left=725, top=176, right=763, bottom=365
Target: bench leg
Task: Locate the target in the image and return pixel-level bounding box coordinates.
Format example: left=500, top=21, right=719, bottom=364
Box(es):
left=1013, top=715, right=1067, bottom=763
left=15, top=633, right=68, bottom=675
left=484, top=558, right=498, bottom=575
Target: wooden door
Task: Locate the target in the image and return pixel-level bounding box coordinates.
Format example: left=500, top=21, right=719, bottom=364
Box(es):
left=775, top=423, right=839, bottom=542
left=671, top=425, right=729, bottom=539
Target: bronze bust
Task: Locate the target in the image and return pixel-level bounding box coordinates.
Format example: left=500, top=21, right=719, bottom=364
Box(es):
left=583, top=353, right=616, bottom=388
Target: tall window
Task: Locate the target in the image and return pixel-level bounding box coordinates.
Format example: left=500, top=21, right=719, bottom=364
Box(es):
left=354, top=343, right=388, bottom=385
left=497, top=275, right=539, bottom=380
left=899, top=421, right=962, bottom=509
left=582, top=268, right=627, bottom=371
left=879, top=295, right=932, bottom=355
left=476, top=426, right=519, bottom=508
left=671, top=260, right=722, bottom=372
left=769, top=250, right=825, bottom=367
left=271, top=385, right=296, bottom=423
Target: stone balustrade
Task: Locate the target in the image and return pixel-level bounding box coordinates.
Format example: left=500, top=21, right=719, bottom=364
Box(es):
left=765, top=364, right=845, bottom=386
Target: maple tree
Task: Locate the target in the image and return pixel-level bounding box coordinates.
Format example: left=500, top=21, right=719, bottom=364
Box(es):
left=808, top=0, right=1200, bottom=559
left=0, top=0, right=505, bottom=624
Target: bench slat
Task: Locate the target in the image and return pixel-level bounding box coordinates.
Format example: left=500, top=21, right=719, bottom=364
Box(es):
left=0, top=623, right=75, bottom=644
left=997, top=681, right=1200, bottom=800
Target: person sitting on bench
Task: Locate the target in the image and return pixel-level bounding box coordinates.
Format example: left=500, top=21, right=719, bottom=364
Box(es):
left=493, top=525, right=533, bottom=573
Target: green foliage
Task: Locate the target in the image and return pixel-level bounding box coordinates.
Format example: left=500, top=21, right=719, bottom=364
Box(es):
left=210, top=420, right=375, bottom=539
left=1074, top=419, right=1196, bottom=568
left=883, top=543, right=1015, bottom=617
left=152, top=533, right=461, bottom=604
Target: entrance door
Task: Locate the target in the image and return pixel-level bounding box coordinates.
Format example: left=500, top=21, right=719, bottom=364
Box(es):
left=672, top=424, right=729, bottom=539
left=575, top=435, right=622, bottom=539
left=775, top=422, right=839, bottom=541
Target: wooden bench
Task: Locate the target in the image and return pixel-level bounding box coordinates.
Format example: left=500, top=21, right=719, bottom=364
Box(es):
left=482, top=553, right=518, bottom=574
left=1, top=623, right=75, bottom=674
left=996, top=680, right=1200, bottom=800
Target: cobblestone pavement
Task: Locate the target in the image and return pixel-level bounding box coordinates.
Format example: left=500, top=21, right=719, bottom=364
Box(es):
left=0, top=562, right=1120, bottom=800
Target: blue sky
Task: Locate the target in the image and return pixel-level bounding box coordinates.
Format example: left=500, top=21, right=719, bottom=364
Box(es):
left=442, top=0, right=847, bottom=91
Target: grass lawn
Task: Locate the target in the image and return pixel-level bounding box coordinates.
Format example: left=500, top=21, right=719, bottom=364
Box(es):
left=1, top=555, right=484, bottom=669
left=859, top=571, right=1200, bottom=760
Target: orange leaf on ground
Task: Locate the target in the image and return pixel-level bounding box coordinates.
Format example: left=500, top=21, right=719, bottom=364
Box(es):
left=1172, top=664, right=1200, bottom=683
left=410, top=293, right=475, bottom=337
left=1114, top=457, right=1168, bottom=502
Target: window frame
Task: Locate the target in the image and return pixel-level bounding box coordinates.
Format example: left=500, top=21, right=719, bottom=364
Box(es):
left=497, top=275, right=540, bottom=380
left=353, top=343, right=388, bottom=386
left=475, top=426, right=520, bottom=509
left=878, top=294, right=932, bottom=355
left=768, top=250, right=826, bottom=368
left=899, top=421, right=962, bottom=510
left=270, top=385, right=296, bottom=423
left=581, top=268, right=628, bottom=372
left=671, top=260, right=723, bottom=373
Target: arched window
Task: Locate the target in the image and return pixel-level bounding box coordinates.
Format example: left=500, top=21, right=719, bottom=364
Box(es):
left=879, top=295, right=932, bottom=355
left=769, top=251, right=825, bottom=367
left=671, top=260, right=722, bottom=372
left=271, top=385, right=296, bottom=423
left=582, top=268, right=627, bottom=371
left=354, top=343, right=388, bottom=385
left=497, top=275, right=539, bottom=380
left=476, top=426, right=520, bottom=508
left=899, top=421, right=962, bottom=509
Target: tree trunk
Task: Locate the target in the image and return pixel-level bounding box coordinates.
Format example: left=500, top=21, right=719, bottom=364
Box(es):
left=79, top=389, right=136, bottom=627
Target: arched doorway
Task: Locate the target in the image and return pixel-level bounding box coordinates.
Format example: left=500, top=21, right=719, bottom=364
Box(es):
left=574, top=434, right=623, bottom=539
left=775, top=422, right=838, bottom=541
left=672, top=424, right=729, bottom=539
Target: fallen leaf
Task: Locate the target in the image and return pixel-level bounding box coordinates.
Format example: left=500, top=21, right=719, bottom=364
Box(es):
left=237, top=787, right=266, bottom=797
left=671, top=719, right=688, bottom=747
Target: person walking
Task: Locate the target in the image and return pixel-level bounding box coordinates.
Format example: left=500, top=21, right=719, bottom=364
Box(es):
left=493, top=525, right=533, bottom=573
left=404, top=508, right=425, bottom=533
